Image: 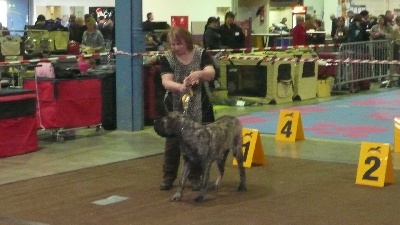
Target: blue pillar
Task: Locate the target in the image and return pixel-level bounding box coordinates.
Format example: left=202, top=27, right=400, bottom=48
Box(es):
left=115, top=0, right=145, bottom=131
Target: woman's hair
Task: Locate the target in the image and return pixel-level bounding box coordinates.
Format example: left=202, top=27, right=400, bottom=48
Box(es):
left=167, top=26, right=194, bottom=51
left=352, top=14, right=362, bottom=23
left=86, top=18, right=97, bottom=27
left=76, top=17, right=85, bottom=26
left=204, top=17, right=218, bottom=31
left=378, top=14, right=388, bottom=26
left=314, top=19, right=322, bottom=27
left=37, top=14, right=46, bottom=21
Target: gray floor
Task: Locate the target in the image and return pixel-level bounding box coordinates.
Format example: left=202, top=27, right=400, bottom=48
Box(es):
left=1, top=84, right=400, bottom=187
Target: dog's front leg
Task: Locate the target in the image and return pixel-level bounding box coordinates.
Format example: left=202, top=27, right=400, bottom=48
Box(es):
left=194, top=160, right=212, bottom=202
left=170, top=160, right=190, bottom=202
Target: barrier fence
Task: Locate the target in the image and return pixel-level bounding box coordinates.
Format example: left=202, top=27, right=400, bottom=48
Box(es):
left=333, top=39, right=394, bottom=92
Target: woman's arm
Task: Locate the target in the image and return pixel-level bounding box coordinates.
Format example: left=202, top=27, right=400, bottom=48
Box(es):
left=161, top=73, right=189, bottom=94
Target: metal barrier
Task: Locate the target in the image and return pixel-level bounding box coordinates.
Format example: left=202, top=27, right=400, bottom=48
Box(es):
left=333, top=40, right=393, bottom=92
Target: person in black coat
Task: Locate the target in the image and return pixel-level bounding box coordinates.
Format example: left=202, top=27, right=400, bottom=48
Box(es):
left=219, top=11, right=245, bottom=50
left=203, top=17, right=221, bottom=50
left=359, top=10, right=370, bottom=41
left=330, top=14, right=338, bottom=38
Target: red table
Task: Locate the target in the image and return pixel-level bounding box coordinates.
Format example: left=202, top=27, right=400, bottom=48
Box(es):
left=23, top=78, right=102, bottom=129
left=0, top=89, right=38, bottom=157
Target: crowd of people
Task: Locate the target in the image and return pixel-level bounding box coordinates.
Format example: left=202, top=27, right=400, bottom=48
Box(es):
left=290, top=9, right=400, bottom=48
left=330, top=10, right=400, bottom=45
left=143, top=11, right=246, bottom=52
left=32, top=13, right=115, bottom=54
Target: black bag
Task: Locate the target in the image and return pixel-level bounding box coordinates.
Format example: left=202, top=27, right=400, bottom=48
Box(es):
left=52, top=62, right=80, bottom=79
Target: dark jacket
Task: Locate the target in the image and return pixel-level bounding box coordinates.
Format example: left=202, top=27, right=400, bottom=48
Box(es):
left=203, top=26, right=221, bottom=50
left=219, top=23, right=245, bottom=49
left=69, top=22, right=86, bottom=43
left=348, top=23, right=363, bottom=42
left=331, top=18, right=338, bottom=38
left=142, top=20, right=154, bottom=33
left=360, top=20, right=370, bottom=41
left=334, top=26, right=349, bottom=44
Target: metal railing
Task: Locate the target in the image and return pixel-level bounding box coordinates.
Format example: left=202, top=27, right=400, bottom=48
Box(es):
left=333, top=40, right=393, bottom=92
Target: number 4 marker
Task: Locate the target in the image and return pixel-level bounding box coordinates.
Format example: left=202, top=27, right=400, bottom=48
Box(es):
left=355, top=142, right=395, bottom=187
left=275, top=110, right=304, bottom=142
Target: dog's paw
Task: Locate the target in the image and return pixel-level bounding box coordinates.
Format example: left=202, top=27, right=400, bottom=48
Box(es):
left=170, top=193, right=182, bottom=201
left=194, top=194, right=206, bottom=202
left=237, top=184, right=247, bottom=192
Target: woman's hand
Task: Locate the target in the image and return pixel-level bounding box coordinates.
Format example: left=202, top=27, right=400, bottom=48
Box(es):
left=184, top=71, right=201, bottom=85
left=179, top=83, right=189, bottom=94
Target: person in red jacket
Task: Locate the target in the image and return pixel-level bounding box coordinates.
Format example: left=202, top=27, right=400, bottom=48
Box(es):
left=291, top=16, right=306, bottom=46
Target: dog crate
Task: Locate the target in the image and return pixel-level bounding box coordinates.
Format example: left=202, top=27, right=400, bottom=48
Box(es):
left=291, top=48, right=318, bottom=100
left=220, top=52, right=295, bottom=104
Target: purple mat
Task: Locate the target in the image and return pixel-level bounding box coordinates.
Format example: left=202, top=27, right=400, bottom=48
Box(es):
left=238, top=91, right=400, bottom=143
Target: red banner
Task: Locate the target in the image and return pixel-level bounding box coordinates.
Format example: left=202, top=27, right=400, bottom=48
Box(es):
left=171, top=16, right=189, bottom=30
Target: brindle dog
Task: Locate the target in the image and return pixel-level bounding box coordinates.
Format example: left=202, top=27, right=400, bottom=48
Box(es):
left=154, top=111, right=247, bottom=202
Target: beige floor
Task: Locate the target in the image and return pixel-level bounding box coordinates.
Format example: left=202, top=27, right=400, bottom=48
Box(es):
left=1, top=83, right=400, bottom=187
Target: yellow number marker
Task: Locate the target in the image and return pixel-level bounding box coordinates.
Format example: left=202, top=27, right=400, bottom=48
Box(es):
left=275, top=110, right=304, bottom=142
left=355, top=142, right=394, bottom=187
left=233, top=128, right=266, bottom=168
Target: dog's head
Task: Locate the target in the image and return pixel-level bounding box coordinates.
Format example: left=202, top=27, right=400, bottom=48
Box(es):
left=154, top=111, right=189, bottom=138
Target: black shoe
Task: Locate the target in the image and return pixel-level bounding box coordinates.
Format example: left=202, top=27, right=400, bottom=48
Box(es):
left=191, top=181, right=201, bottom=191
left=159, top=181, right=173, bottom=191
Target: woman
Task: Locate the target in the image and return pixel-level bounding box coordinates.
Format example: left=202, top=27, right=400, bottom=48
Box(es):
left=333, top=16, right=348, bottom=49
left=370, top=15, right=393, bottom=79
left=370, top=14, right=393, bottom=40
left=81, top=18, right=104, bottom=53
left=69, top=17, right=86, bottom=43
left=348, top=14, right=364, bottom=42
left=203, top=16, right=221, bottom=50
left=307, top=19, right=325, bottom=44
left=159, top=26, right=216, bottom=191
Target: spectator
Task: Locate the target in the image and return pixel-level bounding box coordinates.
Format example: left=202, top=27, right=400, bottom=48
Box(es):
left=391, top=16, right=400, bottom=70
left=333, top=16, right=348, bottom=46
left=369, top=15, right=378, bottom=29
left=330, top=14, right=338, bottom=38
left=347, top=10, right=354, bottom=25
left=97, top=16, right=106, bottom=30
left=304, top=14, right=314, bottom=31
left=280, top=17, right=288, bottom=26
left=370, top=14, right=393, bottom=40
left=385, top=10, right=394, bottom=26
left=307, top=19, right=325, bottom=44
left=67, top=14, right=76, bottom=28
left=360, top=10, right=370, bottom=41
left=348, top=14, right=364, bottom=42
left=35, top=14, right=46, bottom=26
left=219, top=11, right=245, bottom=49
left=81, top=18, right=104, bottom=53
left=203, top=16, right=221, bottom=50
left=102, top=17, right=114, bottom=43
left=69, top=17, right=85, bottom=43
left=142, top=12, right=162, bottom=48
left=291, top=16, right=307, bottom=46
left=143, top=12, right=155, bottom=33
left=392, top=16, right=400, bottom=41
left=158, top=26, right=215, bottom=191
left=392, top=16, right=400, bottom=69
